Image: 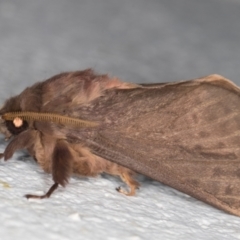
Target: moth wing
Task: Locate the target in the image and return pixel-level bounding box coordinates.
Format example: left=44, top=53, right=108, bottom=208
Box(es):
left=78, top=75, right=240, bottom=216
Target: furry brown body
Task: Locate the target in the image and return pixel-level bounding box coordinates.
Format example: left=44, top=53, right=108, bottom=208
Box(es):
left=0, top=70, right=139, bottom=196
left=1, top=69, right=240, bottom=216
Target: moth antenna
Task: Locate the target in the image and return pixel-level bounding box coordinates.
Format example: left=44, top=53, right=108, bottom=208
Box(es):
left=1, top=111, right=98, bottom=128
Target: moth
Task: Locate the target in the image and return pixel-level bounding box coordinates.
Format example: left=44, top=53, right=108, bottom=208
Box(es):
left=0, top=69, right=240, bottom=217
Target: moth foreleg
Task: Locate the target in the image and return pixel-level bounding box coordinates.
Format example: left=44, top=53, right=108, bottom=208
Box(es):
left=3, top=129, right=37, bottom=160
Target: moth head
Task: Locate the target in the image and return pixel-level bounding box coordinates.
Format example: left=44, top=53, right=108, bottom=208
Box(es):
left=0, top=96, right=27, bottom=139
left=0, top=111, right=29, bottom=140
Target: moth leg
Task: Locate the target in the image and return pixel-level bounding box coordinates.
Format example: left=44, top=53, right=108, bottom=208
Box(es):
left=116, top=172, right=140, bottom=196
left=25, top=183, right=59, bottom=199
left=3, top=130, right=37, bottom=160
left=0, top=153, right=3, bottom=159
left=25, top=140, right=73, bottom=199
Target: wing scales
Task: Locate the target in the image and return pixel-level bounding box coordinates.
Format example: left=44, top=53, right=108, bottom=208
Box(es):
left=79, top=78, right=240, bottom=216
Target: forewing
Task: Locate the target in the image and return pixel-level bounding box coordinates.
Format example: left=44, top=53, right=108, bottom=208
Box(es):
left=72, top=76, right=240, bottom=216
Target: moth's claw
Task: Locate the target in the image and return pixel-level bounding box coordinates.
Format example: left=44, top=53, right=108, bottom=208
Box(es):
left=116, top=186, right=136, bottom=196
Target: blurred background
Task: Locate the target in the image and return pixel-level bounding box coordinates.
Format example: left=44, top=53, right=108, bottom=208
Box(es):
left=1, top=0, right=240, bottom=98
left=1, top=0, right=240, bottom=239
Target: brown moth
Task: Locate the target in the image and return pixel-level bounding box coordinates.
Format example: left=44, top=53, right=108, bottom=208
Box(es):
left=0, top=69, right=240, bottom=216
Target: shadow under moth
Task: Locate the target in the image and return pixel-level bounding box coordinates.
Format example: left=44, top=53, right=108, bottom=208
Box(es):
left=0, top=69, right=240, bottom=216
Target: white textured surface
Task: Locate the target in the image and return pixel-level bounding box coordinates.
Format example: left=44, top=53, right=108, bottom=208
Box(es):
left=1, top=0, right=240, bottom=239
left=1, top=152, right=240, bottom=240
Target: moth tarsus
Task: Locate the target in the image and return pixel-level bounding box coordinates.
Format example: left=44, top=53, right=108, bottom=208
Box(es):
left=116, top=186, right=134, bottom=196
left=1, top=69, right=240, bottom=216
left=25, top=183, right=59, bottom=199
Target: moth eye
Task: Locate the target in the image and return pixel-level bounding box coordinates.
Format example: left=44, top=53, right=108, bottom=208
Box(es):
left=5, top=119, right=29, bottom=135
left=13, top=117, right=23, bottom=128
